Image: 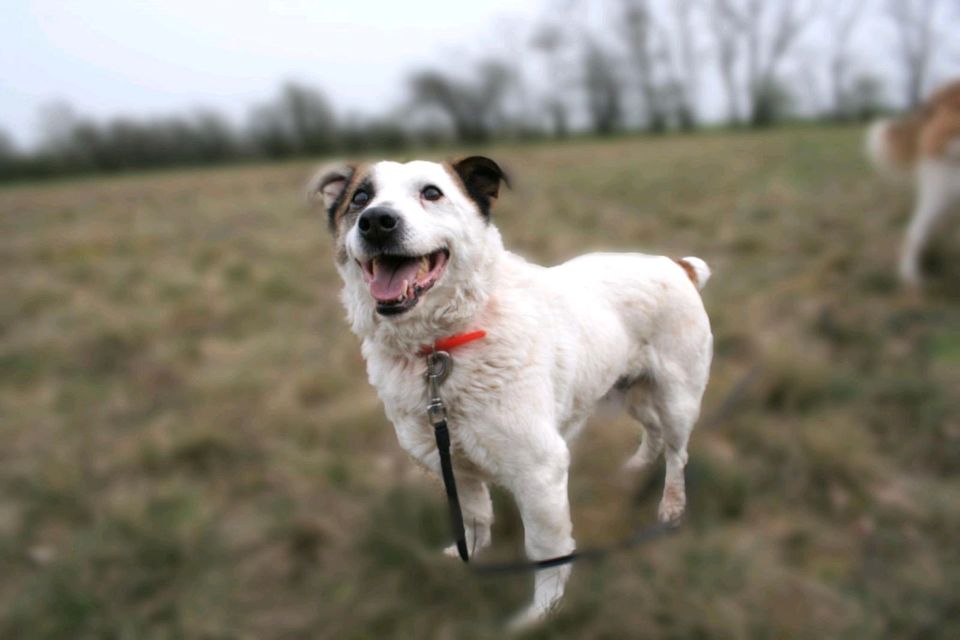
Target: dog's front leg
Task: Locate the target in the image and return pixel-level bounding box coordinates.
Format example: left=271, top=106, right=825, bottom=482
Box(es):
left=394, top=429, right=494, bottom=558
left=900, top=162, right=956, bottom=286
left=505, top=458, right=575, bottom=631
left=443, top=473, right=493, bottom=558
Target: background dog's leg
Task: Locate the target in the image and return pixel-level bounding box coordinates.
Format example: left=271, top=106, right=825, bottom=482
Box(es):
left=442, top=475, right=493, bottom=558
left=900, top=162, right=957, bottom=286
left=506, top=462, right=575, bottom=631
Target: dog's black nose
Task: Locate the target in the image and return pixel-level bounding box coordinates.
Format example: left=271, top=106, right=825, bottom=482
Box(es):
left=358, top=207, right=401, bottom=244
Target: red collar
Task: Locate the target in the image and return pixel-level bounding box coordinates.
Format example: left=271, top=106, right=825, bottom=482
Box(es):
left=419, top=330, right=487, bottom=356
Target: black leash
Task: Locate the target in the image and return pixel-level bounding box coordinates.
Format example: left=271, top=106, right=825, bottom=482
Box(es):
left=467, top=520, right=677, bottom=575
left=425, top=350, right=678, bottom=574
left=432, top=416, right=471, bottom=562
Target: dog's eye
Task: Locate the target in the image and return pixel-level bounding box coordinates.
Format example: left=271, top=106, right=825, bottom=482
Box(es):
left=350, top=190, right=370, bottom=209
left=421, top=185, right=443, bottom=202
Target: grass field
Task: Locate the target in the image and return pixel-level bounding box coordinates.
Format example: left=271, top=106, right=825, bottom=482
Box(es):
left=2, top=127, right=959, bottom=639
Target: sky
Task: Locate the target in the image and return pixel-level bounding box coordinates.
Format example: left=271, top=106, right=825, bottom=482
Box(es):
left=3, top=1, right=959, bottom=150
left=0, top=0, right=540, bottom=148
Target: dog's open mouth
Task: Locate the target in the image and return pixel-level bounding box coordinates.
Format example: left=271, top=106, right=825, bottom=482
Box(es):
left=359, top=249, right=449, bottom=315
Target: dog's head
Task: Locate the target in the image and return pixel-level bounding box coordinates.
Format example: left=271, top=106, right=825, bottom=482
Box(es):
left=309, top=157, right=508, bottom=326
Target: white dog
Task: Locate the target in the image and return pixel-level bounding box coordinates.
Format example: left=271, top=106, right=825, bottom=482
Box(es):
left=866, top=79, right=960, bottom=286
left=309, top=156, right=713, bottom=628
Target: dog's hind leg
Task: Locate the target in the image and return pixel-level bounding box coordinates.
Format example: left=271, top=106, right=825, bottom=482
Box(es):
left=622, top=383, right=664, bottom=472
left=652, top=383, right=704, bottom=523
left=442, top=474, right=493, bottom=558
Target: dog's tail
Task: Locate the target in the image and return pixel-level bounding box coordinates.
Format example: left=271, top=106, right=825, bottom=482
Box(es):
left=675, top=256, right=711, bottom=291
left=865, top=118, right=899, bottom=177
left=865, top=117, right=918, bottom=181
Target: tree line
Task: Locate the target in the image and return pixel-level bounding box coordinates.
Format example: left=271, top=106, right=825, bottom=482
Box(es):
left=1, top=0, right=956, bottom=181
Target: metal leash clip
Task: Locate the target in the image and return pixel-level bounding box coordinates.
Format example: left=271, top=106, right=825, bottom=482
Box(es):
left=425, top=350, right=452, bottom=425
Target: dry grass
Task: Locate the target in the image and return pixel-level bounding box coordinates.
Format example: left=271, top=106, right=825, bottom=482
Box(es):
left=1, top=127, right=959, bottom=639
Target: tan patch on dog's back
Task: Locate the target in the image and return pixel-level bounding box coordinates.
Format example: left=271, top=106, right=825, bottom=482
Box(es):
left=920, top=104, right=960, bottom=159
left=885, top=117, right=923, bottom=168
left=887, top=79, right=960, bottom=167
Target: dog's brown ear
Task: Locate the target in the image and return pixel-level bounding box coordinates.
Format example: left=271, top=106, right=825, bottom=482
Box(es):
left=451, top=156, right=510, bottom=218
left=305, top=162, right=356, bottom=230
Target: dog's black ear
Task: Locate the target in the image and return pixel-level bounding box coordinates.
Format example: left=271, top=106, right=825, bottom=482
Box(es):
left=306, top=162, right=355, bottom=228
left=451, top=156, right=510, bottom=218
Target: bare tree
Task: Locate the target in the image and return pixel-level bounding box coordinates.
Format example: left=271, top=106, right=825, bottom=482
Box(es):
left=797, top=49, right=827, bottom=115
left=618, top=0, right=701, bottom=131
left=476, top=60, right=520, bottom=134
left=279, top=82, right=338, bottom=153
left=707, top=0, right=745, bottom=124
left=826, top=0, right=866, bottom=119
left=887, top=0, right=942, bottom=108
left=707, top=0, right=819, bottom=127
left=847, top=73, right=887, bottom=120
left=620, top=0, right=667, bottom=132
left=747, top=0, right=820, bottom=126
left=36, top=101, right=81, bottom=154
left=582, top=41, right=624, bottom=135
left=248, top=82, right=337, bottom=157
left=671, top=0, right=700, bottom=129
left=408, top=71, right=485, bottom=142
left=531, top=24, right=571, bottom=137
left=408, top=59, right=519, bottom=143
left=190, top=110, right=239, bottom=161
left=0, top=128, right=16, bottom=161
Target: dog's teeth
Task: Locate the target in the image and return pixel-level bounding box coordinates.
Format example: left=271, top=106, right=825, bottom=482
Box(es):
left=399, top=279, right=408, bottom=301
left=418, top=256, right=429, bottom=278
left=371, top=257, right=380, bottom=276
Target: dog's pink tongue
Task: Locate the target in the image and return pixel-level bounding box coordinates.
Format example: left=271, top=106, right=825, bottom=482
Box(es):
left=370, top=258, right=420, bottom=301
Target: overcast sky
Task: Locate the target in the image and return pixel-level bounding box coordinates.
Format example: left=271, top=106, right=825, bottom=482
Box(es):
left=3, top=1, right=959, bottom=150
left=0, top=0, right=540, bottom=148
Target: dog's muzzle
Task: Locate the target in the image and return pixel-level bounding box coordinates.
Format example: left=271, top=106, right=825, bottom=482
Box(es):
left=358, top=248, right=449, bottom=316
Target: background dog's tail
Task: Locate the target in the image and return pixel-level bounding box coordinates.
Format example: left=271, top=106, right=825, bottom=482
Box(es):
left=675, top=257, right=711, bottom=291
left=865, top=118, right=901, bottom=177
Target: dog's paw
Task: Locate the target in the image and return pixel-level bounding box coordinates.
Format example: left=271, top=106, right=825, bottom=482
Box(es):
left=617, top=456, right=656, bottom=493
left=442, top=531, right=490, bottom=559
left=506, top=603, right=553, bottom=634
left=658, top=501, right=685, bottom=524
left=622, top=454, right=655, bottom=473
left=657, top=485, right=686, bottom=523
left=899, top=260, right=924, bottom=289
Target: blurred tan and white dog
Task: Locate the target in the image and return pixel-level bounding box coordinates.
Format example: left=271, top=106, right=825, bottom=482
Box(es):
left=308, top=156, right=713, bottom=628
left=866, top=79, right=960, bottom=286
